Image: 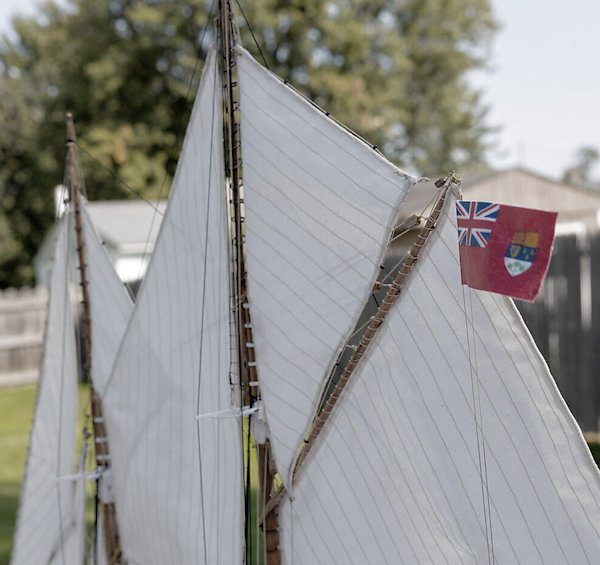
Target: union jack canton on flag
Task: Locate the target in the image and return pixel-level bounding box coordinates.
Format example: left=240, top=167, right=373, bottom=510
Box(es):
left=456, top=200, right=557, bottom=302
left=456, top=201, right=500, bottom=248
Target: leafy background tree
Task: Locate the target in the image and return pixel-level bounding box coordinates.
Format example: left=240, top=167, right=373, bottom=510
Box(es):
left=0, top=0, right=496, bottom=287
left=562, top=146, right=600, bottom=189
left=239, top=0, right=496, bottom=172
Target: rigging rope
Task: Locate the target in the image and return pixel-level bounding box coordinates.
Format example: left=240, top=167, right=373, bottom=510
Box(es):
left=193, top=46, right=221, bottom=565
left=132, top=0, right=215, bottom=287
left=74, top=146, right=164, bottom=213
left=234, top=0, right=270, bottom=69
left=73, top=0, right=218, bottom=288
left=462, top=284, right=496, bottom=565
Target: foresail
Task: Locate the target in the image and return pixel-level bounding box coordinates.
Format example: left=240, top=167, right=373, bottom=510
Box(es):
left=279, top=189, right=600, bottom=564
left=237, top=46, right=417, bottom=487
left=79, top=199, right=133, bottom=396
left=11, top=217, right=83, bottom=565
left=101, top=47, right=244, bottom=564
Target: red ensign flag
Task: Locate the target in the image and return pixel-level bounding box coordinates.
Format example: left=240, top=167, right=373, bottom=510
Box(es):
left=456, top=201, right=558, bottom=302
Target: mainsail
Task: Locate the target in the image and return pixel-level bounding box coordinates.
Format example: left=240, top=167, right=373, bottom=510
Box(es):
left=11, top=216, right=85, bottom=565
left=99, top=46, right=244, bottom=564
left=278, top=188, right=600, bottom=564
left=237, top=46, right=417, bottom=488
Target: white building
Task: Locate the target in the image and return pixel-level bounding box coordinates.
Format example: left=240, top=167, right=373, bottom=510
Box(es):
left=35, top=197, right=167, bottom=289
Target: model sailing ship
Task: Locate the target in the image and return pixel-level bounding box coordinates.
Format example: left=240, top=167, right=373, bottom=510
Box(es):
left=11, top=1, right=600, bottom=563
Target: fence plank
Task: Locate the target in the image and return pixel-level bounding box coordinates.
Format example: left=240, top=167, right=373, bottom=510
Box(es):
left=0, top=288, right=47, bottom=387
left=590, top=232, right=600, bottom=431
left=516, top=233, right=599, bottom=431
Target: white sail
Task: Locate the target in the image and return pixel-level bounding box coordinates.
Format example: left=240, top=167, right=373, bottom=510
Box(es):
left=71, top=444, right=89, bottom=565
left=237, top=46, right=417, bottom=486
left=279, top=188, right=600, bottom=563
left=89, top=509, right=108, bottom=565
left=101, top=46, right=244, bottom=564
left=80, top=198, right=134, bottom=560
left=80, top=199, right=134, bottom=396
left=11, top=217, right=83, bottom=565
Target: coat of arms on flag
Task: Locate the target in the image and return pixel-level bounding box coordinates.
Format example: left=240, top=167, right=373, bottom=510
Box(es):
left=456, top=201, right=557, bottom=302
left=505, top=232, right=538, bottom=276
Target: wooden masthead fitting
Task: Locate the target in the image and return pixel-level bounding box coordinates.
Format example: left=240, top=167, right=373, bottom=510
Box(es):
left=66, top=114, right=125, bottom=564
left=66, top=112, right=76, bottom=143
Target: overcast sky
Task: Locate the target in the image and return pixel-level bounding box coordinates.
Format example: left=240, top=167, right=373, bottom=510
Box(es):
left=473, top=0, right=600, bottom=180
left=1, top=0, right=599, bottom=181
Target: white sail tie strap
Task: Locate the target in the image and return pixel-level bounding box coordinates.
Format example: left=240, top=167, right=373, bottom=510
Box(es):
left=57, top=469, right=104, bottom=482
left=250, top=400, right=268, bottom=444
left=195, top=405, right=258, bottom=420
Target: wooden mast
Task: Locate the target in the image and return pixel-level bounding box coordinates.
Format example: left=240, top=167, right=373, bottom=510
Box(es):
left=217, top=2, right=281, bottom=563
left=66, top=114, right=124, bottom=565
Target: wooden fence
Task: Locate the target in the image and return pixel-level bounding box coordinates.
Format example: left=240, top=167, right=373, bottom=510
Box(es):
left=2, top=231, right=599, bottom=432
left=0, top=287, right=47, bottom=387
left=518, top=231, right=600, bottom=432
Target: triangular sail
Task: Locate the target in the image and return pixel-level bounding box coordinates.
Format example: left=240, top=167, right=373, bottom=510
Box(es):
left=80, top=198, right=133, bottom=559
left=80, top=199, right=134, bottom=397
left=11, top=217, right=83, bottom=565
left=279, top=189, right=600, bottom=563
left=89, top=509, right=108, bottom=565
left=71, top=443, right=88, bottom=564
left=237, top=46, right=417, bottom=486
left=101, top=47, right=244, bottom=564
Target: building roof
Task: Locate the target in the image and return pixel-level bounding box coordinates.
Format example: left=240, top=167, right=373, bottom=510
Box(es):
left=461, top=168, right=600, bottom=215
left=400, top=167, right=600, bottom=228
left=34, top=197, right=167, bottom=287
left=86, top=199, right=167, bottom=254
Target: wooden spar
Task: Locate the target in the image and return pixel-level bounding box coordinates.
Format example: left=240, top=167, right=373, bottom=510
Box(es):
left=217, top=0, right=252, bottom=402
left=217, top=2, right=281, bottom=563
left=291, top=176, right=456, bottom=480
left=66, top=114, right=124, bottom=564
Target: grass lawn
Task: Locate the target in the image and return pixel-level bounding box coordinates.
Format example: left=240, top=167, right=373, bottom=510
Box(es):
left=0, top=385, right=36, bottom=565
left=0, top=385, right=93, bottom=565
left=1, top=384, right=599, bottom=564
left=0, top=385, right=264, bottom=564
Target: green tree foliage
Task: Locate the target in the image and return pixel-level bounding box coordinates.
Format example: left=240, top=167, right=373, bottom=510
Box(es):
left=0, top=0, right=496, bottom=287
left=562, top=146, right=600, bottom=189
left=238, top=0, right=496, bottom=173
